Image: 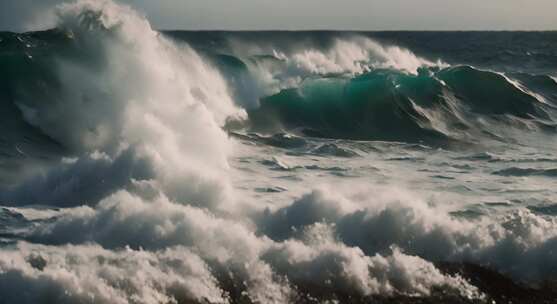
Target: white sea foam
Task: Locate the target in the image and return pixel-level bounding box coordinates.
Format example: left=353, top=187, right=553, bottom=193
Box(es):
left=0, top=243, right=227, bottom=304
left=0, top=0, right=553, bottom=303
left=287, top=38, right=443, bottom=75
left=11, top=0, right=244, bottom=211
left=259, top=184, right=557, bottom=283
left=224, top=35, right=447, bottom=107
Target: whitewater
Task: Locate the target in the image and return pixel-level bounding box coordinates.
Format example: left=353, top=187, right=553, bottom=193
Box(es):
left=0, top=1, right=557, bottom=303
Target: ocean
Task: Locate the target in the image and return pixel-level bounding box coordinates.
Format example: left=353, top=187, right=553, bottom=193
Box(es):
left=0, top=1, right=556, bottom=303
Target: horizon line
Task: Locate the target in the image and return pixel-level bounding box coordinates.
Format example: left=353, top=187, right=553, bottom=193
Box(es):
left=161, top=29, right=557, bottom=32
left=2, top=28, right=557, bottom=34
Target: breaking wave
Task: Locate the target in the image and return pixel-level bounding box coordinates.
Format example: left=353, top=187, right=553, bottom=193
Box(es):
left=165, top=32, right=557, bottom=147
left=1, top=1, right=556, bottom=303
left=245, top=65, right=557, bottom=146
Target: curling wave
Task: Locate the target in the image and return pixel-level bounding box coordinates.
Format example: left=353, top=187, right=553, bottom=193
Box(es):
left=245, top=65, right=557, bottom=146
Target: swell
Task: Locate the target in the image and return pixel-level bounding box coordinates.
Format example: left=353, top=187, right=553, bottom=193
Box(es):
left=164, top=31, right=557, bottom=147
left=3, top=30, right=557, bottom=149
left=0, top=30, right=71, bottom=186
left=246, top=65, right=557, bottom=146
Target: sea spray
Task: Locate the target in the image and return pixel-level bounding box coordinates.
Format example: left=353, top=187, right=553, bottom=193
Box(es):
left=1, top=1, right=557, bottom=303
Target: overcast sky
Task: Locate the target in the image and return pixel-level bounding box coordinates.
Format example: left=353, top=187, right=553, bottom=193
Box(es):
left=1, top=0, right=556, bottom=32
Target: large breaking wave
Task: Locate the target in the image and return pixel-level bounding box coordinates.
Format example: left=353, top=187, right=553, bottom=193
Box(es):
left=201, top=38, right=556, bottom=146
left=1, top=1, right=557, bottom=303
left=248, top=66, right=557, bottom=146
left=163, top=31, right=557, bottom=147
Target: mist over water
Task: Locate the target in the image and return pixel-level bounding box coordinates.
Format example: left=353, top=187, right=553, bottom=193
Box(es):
left=1, top=1, right=557, bottom=303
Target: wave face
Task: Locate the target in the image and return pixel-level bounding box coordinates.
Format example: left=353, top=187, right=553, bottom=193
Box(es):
left=248, top=66, right=556, bottom=145
left=181, top=33, right=555, bottom=146
left=1, top=1, right=557, bottom=304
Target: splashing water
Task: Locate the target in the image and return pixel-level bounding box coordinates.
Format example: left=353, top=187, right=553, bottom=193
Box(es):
left=1, top=1, right=557, bottom=303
